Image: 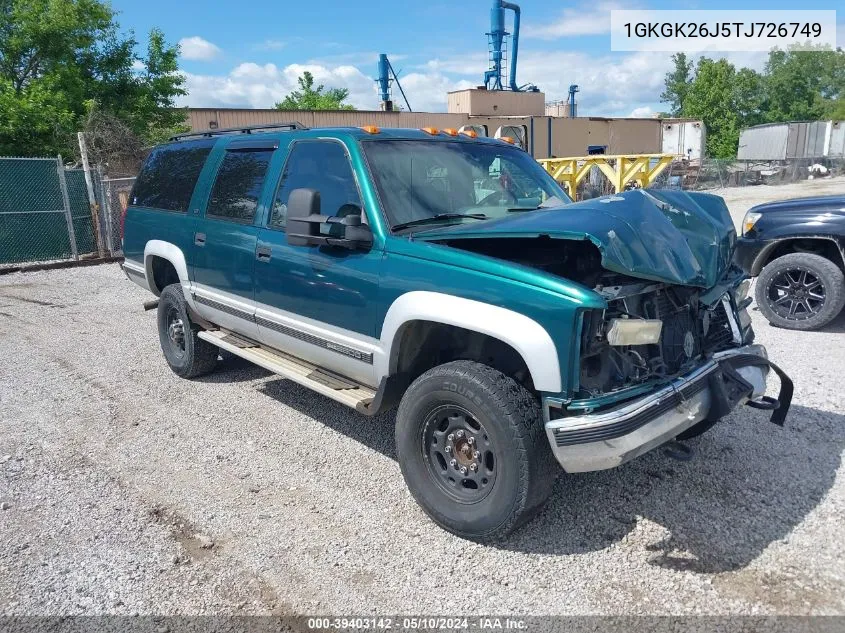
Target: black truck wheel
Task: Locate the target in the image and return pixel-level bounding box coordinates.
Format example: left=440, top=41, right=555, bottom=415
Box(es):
left=157, top=284, right=218, bottom=378
left=395, top=360, right=558, bottom=542
left=755, top=252, right=845, bottom=331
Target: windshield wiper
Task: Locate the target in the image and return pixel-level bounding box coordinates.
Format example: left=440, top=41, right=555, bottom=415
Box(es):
left=392, top=213, right=487, bottom=232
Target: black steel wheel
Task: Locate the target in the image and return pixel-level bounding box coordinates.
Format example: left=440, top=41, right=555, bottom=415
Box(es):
left=164, top=305, right=187, bottom=360
left=755, top=253, right=845, bottom=331
left=395, top=360, right=558, bottom=542
left=157, top=284, right=219, bottom=378
left=422, top=405, right=497, bottom=504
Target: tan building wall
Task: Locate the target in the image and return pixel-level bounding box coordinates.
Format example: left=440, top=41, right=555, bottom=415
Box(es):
left=447, top=89, right=546, bottom=116
left=184, top=108, right=698, bottom=159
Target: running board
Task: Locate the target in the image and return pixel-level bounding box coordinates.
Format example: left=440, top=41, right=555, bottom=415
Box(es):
left=198, top=329, right=377, bottom=410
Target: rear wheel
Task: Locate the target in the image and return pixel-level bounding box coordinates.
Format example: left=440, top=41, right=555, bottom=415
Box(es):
left=755, top=253, right=845, bottom=331
left=395, top=361, right=557, bottom=542
left=157, top=284, right=218, bottom=378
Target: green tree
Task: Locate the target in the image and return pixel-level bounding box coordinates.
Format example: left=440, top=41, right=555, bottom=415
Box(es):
left=275, top=71, right=355, bottom=111
left=679, top=59, right=765, bottom=158
left=659, top=53, right=692, bottom=117
left=660, top=46, right=844, bottom=158
left=0, top=0, right=186, bottom=157
left=764, top=46, right=845, bottom=122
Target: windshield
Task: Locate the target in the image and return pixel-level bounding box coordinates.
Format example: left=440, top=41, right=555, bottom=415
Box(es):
left=362, top=140, right=571, bottom=231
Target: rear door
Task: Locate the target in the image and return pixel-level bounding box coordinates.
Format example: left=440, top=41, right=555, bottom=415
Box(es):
left=123, top=139, right=214, bottom=275
left=191, top=138, right=278, bottom=337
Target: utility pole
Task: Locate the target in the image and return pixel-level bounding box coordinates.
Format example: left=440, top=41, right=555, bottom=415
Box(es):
left=77, top=132, right=105, bottom=258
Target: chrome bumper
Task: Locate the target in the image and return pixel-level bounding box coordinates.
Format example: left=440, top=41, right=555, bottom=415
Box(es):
left=544, top=345, right=791, bottom=473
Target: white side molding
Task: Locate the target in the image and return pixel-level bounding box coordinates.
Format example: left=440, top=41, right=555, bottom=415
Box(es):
left=143, top=240, right=190, bottom=296
left=379, top=291, right=563, bottom=392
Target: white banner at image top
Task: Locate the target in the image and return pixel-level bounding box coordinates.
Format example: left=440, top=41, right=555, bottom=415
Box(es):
left=610, top=10, right=837, bottom=52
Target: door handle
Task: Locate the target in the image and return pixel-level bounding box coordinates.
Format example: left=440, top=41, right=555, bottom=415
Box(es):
left=256, top=245, right=272, bottom=262
left=194, top=232, right=206, bottom=246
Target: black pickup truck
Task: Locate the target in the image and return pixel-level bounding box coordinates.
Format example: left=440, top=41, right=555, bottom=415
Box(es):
left=735, top=194, right=845, bottom=330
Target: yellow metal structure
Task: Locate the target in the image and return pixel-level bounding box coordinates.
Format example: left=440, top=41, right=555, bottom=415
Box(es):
left=537, top=154, right=676, bottom=197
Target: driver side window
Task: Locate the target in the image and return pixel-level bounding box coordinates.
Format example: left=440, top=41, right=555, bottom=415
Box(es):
left=270, top=141, right=362, bottom=229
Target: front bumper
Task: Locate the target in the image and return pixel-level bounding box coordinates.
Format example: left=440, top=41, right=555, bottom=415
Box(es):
left=544, top=345, right=792, bottom=473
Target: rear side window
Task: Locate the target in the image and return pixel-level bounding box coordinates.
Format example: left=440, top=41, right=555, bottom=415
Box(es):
left=207, top=149, right=274, bottom=223
left=131, top=141, right=213, bottom=212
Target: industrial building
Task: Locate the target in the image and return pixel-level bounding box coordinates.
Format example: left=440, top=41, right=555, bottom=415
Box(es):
left=183, top=109, right=705, bottom=162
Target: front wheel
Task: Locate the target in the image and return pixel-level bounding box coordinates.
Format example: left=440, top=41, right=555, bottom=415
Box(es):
left=395, top=361, right=558, bottom=542
left=755, top=252, right=845, bottom=331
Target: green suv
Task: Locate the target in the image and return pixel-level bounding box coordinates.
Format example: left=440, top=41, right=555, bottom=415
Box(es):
left=122, top=122, right=792, bottom=541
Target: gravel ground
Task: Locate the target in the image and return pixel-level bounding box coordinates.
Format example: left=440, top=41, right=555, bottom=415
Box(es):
left=1, top=182, right=844, bottom=617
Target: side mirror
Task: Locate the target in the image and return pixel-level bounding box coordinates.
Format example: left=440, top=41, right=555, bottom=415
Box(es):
left=286, top=188, right=372, bottom=250
left=286, top=188, right=321, bottom=247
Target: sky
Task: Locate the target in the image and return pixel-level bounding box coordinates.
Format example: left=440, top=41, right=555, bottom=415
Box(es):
left=110, top=0, right=843, bottom=117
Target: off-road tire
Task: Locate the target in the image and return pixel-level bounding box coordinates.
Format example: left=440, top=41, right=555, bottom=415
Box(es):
left=755, top=252, right=845, bottom=331
left=395, top=360, right=558, bottom=542
left=157, top=284, right=218, bottom=378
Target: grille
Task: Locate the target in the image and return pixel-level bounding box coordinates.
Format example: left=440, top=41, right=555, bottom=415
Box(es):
left=703, top=303, right=735, bottom=353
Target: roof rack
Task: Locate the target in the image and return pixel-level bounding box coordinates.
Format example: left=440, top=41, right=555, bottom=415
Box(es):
left=170, top=121, right=308, bottom=142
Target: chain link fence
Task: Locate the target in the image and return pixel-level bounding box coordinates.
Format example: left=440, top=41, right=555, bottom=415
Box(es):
left=568, top=156, right=845, bottom=199
left=0, top=156, right=133, bottom=269
left=652, top=157, right=845, bottom=191
left=100, top=176, right=135, bottom=256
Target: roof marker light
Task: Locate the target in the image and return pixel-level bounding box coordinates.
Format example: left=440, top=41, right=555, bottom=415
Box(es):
left=499, top=136, right=516, bottom=144
left=421, top=127, right=439, bottom=135
left=361, top=125, right=380, bottom=134
left=442, top=128, right=458, bottom=136
left=460, top=129, right=478, bottom=138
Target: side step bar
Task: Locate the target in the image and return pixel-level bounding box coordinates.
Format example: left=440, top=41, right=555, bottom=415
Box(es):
left=198, top=329, right=377, bottom=411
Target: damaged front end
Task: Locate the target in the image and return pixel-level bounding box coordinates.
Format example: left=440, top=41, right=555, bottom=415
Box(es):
left=419, top=189, right=793, bottom=472
left=573, top=271, right=751, bottom=405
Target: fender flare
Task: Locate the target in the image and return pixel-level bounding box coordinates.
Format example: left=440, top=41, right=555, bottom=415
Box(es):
left=143, top=240, right=190, bottom=297
left=750, top=235, right=845, bottom=276
left=378, top=291, right=562, bottom=393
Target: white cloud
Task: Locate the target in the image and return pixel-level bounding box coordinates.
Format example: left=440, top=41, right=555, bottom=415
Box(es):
left=524, top=2, right=625, bottom=39
left=181, top=62, right=376, bottom=110
left=629, top=106, right=656, bottom=117
left=178, top=36, right=222, bottom=61
left=130, top=60, right=145, bottom=72
left=181, top=45, right=766, bottom=117
left=179, top=60, right=476, bottom=112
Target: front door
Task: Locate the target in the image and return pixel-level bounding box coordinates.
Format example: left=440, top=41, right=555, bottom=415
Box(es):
left=253, top=139, right=382, bottom=386
left=191, top=140, right=277, bottom=338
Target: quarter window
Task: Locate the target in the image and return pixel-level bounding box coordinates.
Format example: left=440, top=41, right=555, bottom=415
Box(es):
left=270, top=141, right=362, bottom=229
left=207, top=149, right=274, bottom=223
left=130, top=141, right=214, bottom=212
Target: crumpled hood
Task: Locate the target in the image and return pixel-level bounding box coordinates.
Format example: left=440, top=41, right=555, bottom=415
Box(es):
left=417, top=189, right=737, bottom=289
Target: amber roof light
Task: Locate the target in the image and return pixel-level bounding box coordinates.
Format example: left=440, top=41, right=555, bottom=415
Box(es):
left=361, top=125, right=380, bottom=134
left=460, top=129, right=478, bottom=138
left=421, top=127, right=439, bottom=135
